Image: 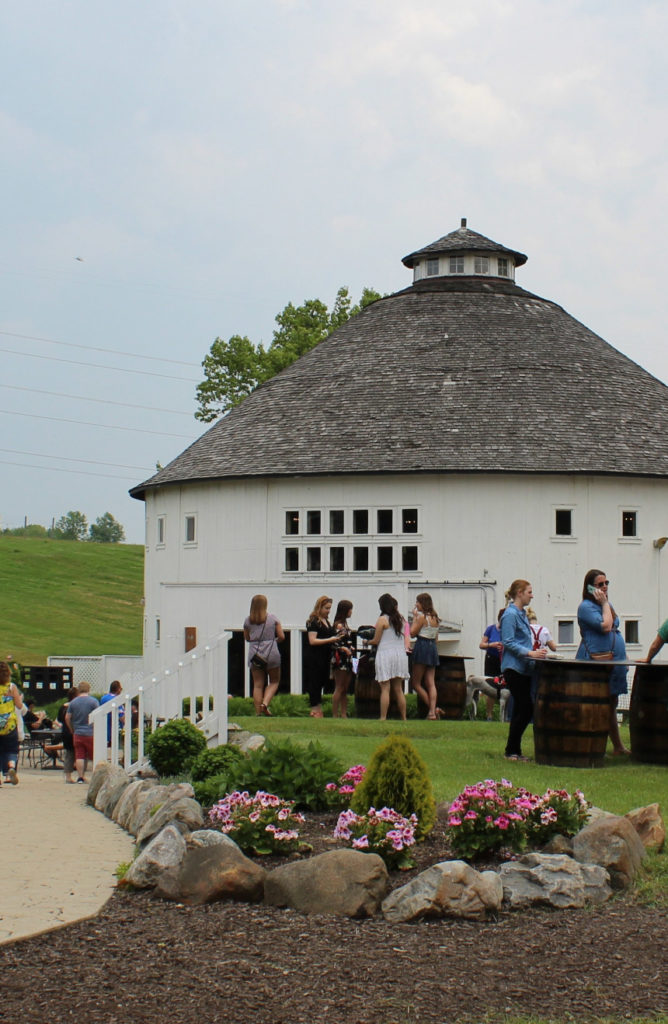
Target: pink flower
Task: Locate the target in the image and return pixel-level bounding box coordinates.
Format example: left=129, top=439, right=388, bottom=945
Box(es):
left=449, top=816, right=462, bottom=827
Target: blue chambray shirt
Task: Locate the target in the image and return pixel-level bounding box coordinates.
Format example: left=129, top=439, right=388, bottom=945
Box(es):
left=500, top=603, right=533, bottom=675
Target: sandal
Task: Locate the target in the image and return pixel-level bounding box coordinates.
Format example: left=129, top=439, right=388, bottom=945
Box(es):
left=260, top=703, right=272, bottom=717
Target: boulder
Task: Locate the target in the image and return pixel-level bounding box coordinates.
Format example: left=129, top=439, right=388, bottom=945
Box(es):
left=113, top=780, right=161, bottom=830
left=156, top=843, right=266, bottom=904
left=573, top=816, right=646, bottom=889
left=227, top=728, right=265, bottom=753
left=187, top=829, right=240, bottom=850
left=127, top=782, right=195, bottom=837
left=541, top=834, right=573, bottom=856
left=87, top=762, right=114, bottom=805
left=499, top=853, right=612, bottom=909
left=264, top=849, right=388, bottom=918
left=124, top=825, right=187, bottom=890
left=135, top=796, right=204, bottom=846
left=625, top=803, right=665, bottom=852
left=382, top=860, right=502, bottom=923
left=95, top=766, right=132, bottom=818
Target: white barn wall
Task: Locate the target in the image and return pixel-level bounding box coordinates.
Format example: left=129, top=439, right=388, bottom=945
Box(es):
left=140, top=474, right=668, bottom=682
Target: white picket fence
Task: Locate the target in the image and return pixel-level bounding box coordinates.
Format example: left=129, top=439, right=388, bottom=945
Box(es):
left=90, top=631, right=232, bottom=771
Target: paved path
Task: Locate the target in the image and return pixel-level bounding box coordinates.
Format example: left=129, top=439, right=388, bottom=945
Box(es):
left=0, top=763, right=134, bottom=945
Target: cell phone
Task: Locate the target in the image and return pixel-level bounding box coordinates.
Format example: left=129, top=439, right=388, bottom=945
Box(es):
left=587, top=584, right=598, bottom=595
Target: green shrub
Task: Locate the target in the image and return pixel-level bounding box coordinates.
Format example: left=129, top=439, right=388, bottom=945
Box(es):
left=350, top=734, right=436, bottom=839
left=227, top=738, right=344, bottom=810
left=193, top=772, right=236, bottom=808
left=190, top=744, right=244, bottom=782
left=145, top=717, right=207, bottom=777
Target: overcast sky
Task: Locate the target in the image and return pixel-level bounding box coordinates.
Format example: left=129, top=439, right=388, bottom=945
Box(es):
left=2, top=1, right=666, bottom=544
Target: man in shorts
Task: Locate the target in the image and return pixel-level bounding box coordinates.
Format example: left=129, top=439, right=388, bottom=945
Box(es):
left=65, top=681, right=99, bottom=784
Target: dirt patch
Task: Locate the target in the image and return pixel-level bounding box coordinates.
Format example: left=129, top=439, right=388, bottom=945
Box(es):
left=2, top=811, right=667, bottom=1023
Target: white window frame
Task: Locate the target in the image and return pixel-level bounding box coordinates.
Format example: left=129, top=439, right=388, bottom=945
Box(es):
left=184, top=513, right=197, bottom=546
left=449, top=255, right=464, bottom=274
left=426, top=257, right=440, bottom=276
left=156, top=515, right=166, bottom=547
left=497, top=257, right=509, bottom=277
left=619, top=507, right=640, bottom=543
left=474, top=255, right=489, bottom=274
left=556, top=618, right=576, bottom=646
left=552, top=506, right=576, bottom=542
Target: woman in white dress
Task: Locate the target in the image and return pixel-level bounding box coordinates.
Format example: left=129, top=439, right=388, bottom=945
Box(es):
left=370, top=593, right=409, bottom=721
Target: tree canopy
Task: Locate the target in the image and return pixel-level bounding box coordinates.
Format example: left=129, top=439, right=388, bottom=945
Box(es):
left=89, top=512, right=126, bottom=543
left=195, top=286, right=382, bottom=422
left=53, top=510, right=88, bottom=541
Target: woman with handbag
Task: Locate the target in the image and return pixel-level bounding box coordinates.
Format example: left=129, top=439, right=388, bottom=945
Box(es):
left=244, top=594, right=284, bottom=716
left=576, top=569, right=630, bottom=755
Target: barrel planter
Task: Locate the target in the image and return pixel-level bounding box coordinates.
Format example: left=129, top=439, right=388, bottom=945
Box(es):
left=533, top=659, right=611, bottom=767
left=434, top=656, right=467, bottom=720
left=630, top=664, right=668, bottom=765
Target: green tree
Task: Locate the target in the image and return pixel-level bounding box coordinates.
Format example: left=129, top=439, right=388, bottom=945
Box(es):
left=89, top=512, right=125, bottom=543
left=53, top=510, right=88, bottom=541
left=195, top=285, right=382, bottom=422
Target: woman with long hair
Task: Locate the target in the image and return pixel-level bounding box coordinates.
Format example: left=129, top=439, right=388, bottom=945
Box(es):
left=305, top=595, right=342, bottom=718
left=0, top=661, right=24, bottom=785
left=370, top=593, right=408, bottom=721
left=243, top=594, right=284, bottom=716
left=409, top=592, right=440, bottom=719
left=331, top=599, right=355, bottom=718
left=500, top=579, right=547, bottom=760
left=576, top=569, right=630, bottom=755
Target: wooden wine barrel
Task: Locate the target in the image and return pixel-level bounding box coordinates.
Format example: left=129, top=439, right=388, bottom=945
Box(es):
left=629, top=664, right=668, bottom=765
left=434, top=657, right=467, bottom=720
left=533, top=660, right=611, bottom=767
left=354, top=674, right=405, bottom=719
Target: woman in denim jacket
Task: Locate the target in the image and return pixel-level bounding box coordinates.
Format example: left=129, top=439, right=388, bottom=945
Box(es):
left=500, top=579, right=547, bottom=760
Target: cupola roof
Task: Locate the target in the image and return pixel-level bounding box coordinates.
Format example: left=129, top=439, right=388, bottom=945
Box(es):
left=402, top=218, right=528, bottom=269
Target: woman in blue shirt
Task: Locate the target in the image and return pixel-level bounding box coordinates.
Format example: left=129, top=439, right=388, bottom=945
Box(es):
left=576, top=569, right=630, bottom=755
left=500, top=579, right=547, bottom=760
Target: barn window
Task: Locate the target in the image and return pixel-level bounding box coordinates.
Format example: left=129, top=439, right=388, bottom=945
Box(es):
left=330, top=547, right=345, bottom=571
left=450, top=256, right=464, bottom=274
left=377, top=509, right=393, bottom=533
left=377, top=547, right=393, bottom=571
left=285, top=548, right=299, bottom=572
left=306, top=547, right=321, bottom=571
left=402, top=509, right=418, bottom=533
left=497, top=257, right=509, bottom=277
left=157, top=516, right=165, bottom=545
left=306, top=511, right=321, bottom=535
left=330, top=510, right=344, bottom=534
left=624, top=620, right=639, bottom=644
left=286, top=511, right=299, bottom=535
left=555, top=509, right=572, bottom=536
left=426, top=258, right=439, bottom=276
left=184, top=515, right=197, bottom=544
left=474, top=256, right=489, bottom=274
left=353, top=547, right=369, bottom=571
left=622, top=511, right=637, bottom=537
left=402, top=546, right=418, bottom=571
left=557, top=620, right=574, bottom=644
left=353, top=510, right=369, bottom=534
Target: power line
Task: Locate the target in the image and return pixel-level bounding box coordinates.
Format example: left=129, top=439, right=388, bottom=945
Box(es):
left=0, top=458, right=143, bottom=481
left=0, top=383, right=193, bottom=417
left=0, top=448, right=152, bottom=471
left=0, top=346, right=199, bottom=382
left=0, top=408, right=195, bottom=438
left=0, top=329, right=200, bottom=368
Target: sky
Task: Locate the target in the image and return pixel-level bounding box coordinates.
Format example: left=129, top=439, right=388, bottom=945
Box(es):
left=1, top=0, right=667, bottom=544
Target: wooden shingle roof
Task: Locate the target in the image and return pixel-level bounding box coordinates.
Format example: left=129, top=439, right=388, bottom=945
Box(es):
left=131, top=275, right=668, bottom=499
left=402, top=223, right=528, bottom=268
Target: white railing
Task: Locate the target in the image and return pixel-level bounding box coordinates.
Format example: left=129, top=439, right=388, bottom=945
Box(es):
left=90, top=631, right=232, bottom=772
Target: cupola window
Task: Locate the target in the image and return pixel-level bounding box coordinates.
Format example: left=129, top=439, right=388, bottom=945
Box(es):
left=426, top=258, right=439, bottom=276
left=449, top=256, right=464, bottom=274
left=497, top=257, right=509, bottom=277
left=474, top=256, right=489, bottom=275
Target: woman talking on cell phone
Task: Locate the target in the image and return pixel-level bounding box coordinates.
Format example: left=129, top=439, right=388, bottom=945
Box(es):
left=575, top=570, right=630, bottom=755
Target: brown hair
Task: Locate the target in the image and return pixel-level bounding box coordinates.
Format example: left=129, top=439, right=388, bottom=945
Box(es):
left=309, top=595, right=333, bottom=621
left=249, top=594, right=268, bottom=625
left=109, top=680, right=122, bottom=695
left=416, top=592, right=440, bottom=623
left=507, top=579, right=531, bottom=602
left=0, top=662, right=11, bottom=684
left=582, top=569, right=605, bottom=602
left=333, top=599, right=353, bottom=626
left=379, top=593, right=405, bottom=636
left=77, top=681, right=91, bottom=694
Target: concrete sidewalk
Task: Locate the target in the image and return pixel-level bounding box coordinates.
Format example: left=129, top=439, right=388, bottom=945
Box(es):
left=0, top=763, right=134, bottom=945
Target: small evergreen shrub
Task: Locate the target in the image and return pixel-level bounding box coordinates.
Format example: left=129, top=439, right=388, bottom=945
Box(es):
left=145, top=717, right=207, bottom=777
left=227, top=738, right=344, bottom=810
left=190, top=743, right=244, bottom=782
left=350, top=734, right=436, bottom=839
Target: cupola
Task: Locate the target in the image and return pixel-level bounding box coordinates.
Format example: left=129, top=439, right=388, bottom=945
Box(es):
left=402, top=218, right=528, bottom=284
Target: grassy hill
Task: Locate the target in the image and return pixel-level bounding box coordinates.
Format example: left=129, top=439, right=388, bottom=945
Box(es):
left=0, top=536, right=144, bottom=664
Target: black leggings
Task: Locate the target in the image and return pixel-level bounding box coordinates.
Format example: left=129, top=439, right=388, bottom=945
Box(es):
left=503, top=668, right=533, bottom=757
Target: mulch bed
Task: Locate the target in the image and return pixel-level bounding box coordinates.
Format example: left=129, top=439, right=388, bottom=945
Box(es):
left=3, top=811, right=667, bottom=1024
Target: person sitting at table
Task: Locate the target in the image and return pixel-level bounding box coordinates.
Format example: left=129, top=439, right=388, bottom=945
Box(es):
left=48, top=687, right=78, bottom=782
left=23, top=698, right=47, bottom=732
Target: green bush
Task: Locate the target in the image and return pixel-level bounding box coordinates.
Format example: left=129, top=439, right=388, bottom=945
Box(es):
left=350, top=734, right=436, bottom=839
left=145, top=717, right=207, bottom=777
left=190, top=744, right=244, bottom=782
left=193, top=772, right=235, bottom=808
left=227, top=738, right=344, bottom=810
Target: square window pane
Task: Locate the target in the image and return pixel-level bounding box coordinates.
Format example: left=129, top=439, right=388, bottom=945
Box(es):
left=498, top=257, right=508, bottom=277
left=353, top=547, right=369, bottom=571
left=475, top=256, right=489, bottom=274
left=307, top=547, right=321, bottom=571
left=625, top=620, right=639, bottom=644
left=426, top=257, right=439, bottom=276
left=555, top=509, right=572, bottom=536
left=286, top=511, right=299, bottom=535
left=402, top=509, right=418, bottom=533
left=450, top=256, right=464, bottom=274
left=622, top=511, right=637, bottom=537
left=377, top=509, right=393, bottom=533
left=285, top=548, right=299, bottom=572
left=330, top=547, right=345, bottom=571
left=353, top=509, right=369, bottom=534
left=377, top=546, right=393, bottom=570
left=402, top=546, right=418, bottom=571
left=330, top=510, right=344, bottom=534
left=306, top=510, right=321, bottom=535
left=558, top=620, right=574, bottom=644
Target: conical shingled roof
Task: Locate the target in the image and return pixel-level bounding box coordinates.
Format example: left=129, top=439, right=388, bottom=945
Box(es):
left=131, top=250, right=668, bottom=500
left=402, top=222, right=528, bottom=268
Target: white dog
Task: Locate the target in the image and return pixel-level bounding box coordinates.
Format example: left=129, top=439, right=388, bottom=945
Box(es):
left=466, top=674, right=510, bottom=722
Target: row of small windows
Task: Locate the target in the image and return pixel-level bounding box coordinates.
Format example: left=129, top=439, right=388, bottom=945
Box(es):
left=156, top=514, right=196, bottom=546
left=285, top=508, right=418, bottom=536
left=554, top=509, right=638, bottom=538
left=423, top=255, right=509, bottom=277
left=285, top=545, right=419, bottom=573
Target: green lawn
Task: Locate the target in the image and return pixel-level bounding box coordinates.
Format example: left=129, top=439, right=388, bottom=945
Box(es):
left=231, top=715, right=668, bottom=816
left=0, top=535, right=144, bottom=663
